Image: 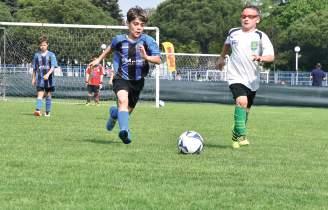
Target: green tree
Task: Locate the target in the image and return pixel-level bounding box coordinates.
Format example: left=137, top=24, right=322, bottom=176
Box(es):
left=286, top=10, right=328, bottom=70
left=261, top=0, right=328, bottom=70
left=150, top=0, right=243, bottom=53
left=91, top=0, right=123, bottom=24
left=14, top=0, right=117, bottom=24
left=0, top=0, right=18, bottom=16
left=0, top=1, right=14, bottom=21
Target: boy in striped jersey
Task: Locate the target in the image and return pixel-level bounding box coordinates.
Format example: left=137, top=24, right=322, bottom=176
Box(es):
left=217, top=5, right=274, bottom=148
left=89, top=6, right=161, bottom=144
left=32, top=35, right=58, bottom=117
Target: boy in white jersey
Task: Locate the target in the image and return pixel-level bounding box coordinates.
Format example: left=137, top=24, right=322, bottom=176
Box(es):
left=217, top=5, right=274, bottom=148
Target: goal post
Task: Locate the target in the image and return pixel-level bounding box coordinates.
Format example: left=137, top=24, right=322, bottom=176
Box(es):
left=0, top=22, right=161, bottom=107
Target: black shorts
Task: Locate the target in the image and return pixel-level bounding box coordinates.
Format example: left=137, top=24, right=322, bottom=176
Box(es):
left=87, top=85, right=100, bottom=94
left=112, top=78, right=144, bottom=108
left=229, top=83, right=256, bottom=108
left=37, top=86, right=55, bottom=92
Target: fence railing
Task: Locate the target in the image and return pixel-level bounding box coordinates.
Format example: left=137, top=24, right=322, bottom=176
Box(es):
left=1, top=65, right=327, bottom=87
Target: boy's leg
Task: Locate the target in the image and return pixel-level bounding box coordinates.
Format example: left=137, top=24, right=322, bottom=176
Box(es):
left=106, top=106, right=118, bottom=131
left=116, top=90, right=131, bottom=144
left=45, top=91, right=52, bottom=117
left=94, top=90, right=100, bottom=105
left=86, top=85, right=92, bottom=105
left=229, top=84, right=252, bottom=148
left=34, top=90, right=44, bottom=116
left=233, top=106, right=247, bottom=138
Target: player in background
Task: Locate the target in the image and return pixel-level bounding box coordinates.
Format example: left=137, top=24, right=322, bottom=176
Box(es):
left=89, top=6, right=161, bottom=144
left=217, top=5, right=274, bottom=148
left=85, top=56, right=104, bottom=106
left=32, top=35, right=58, bottom=117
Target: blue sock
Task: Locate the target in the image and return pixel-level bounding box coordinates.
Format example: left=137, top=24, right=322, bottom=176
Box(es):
left=36, top=99, right=42, bottom=110
left=110, top=106, right=118, bottom=119
left=46, top=96, right=52, bottom=113
left=118, top=111, right=129, bottom=131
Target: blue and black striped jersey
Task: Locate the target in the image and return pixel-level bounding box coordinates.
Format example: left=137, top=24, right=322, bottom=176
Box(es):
left=111, top=34, right=160, bottom=81
left=32, top=51, right=58, bottom=88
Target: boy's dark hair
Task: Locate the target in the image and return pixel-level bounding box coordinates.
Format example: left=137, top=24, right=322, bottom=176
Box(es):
left=127, top=6, right=148, bottom=23
left=316, top=63, right=321, bottom=68
left=242, top=5, right=261, bottom=16
left=38, top=35, right=48, bottom=45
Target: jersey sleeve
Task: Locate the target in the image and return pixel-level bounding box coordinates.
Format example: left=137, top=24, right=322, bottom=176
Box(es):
left=100, top=65, right=104, bottom=75
left=110, top=35, right=119, bottom=49
left=224, top=36, right=230, bottom=45
left=50, top=52, right=58, bottom=68
left=86, top=67, right=91, bottom=74
left=261, top=33, right=274, bottom=56
left=32, top=53, right=38, bottom=72
left=145, top=35, right=160, bottom=56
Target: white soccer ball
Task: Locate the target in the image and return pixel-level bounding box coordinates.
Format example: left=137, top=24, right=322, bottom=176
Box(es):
left=177, top=131, right=204, bottom=154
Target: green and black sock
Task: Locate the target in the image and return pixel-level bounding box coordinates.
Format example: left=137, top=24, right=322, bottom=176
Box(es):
left=232, top=106, right=247, bottom=140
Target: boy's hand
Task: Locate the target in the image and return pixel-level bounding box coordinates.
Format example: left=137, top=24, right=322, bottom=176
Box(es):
left=216, top=57, right=225, bottom=71
left=89, top=58, right=100, bottom=67
left=43, top=74, right=49, bottom=80
left=138, top=45, right=148, bottom=61
left=252, top=55, right=262, bottom=62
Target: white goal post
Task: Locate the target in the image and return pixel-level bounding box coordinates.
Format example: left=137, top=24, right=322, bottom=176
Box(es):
left=0, top=22, right=161, bottom=107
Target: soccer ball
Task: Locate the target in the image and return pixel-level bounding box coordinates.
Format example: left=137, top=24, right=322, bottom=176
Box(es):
left=177, top=131, right=204, bottom=154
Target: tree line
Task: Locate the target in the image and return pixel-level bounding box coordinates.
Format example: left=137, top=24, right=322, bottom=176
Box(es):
left=0, top=0, right=327, bottom=71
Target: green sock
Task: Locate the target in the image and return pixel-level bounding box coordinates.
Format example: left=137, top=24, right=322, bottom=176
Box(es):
left=233, top=106, right=247, bottom=136
left=245, top=111, right=249, bottom=125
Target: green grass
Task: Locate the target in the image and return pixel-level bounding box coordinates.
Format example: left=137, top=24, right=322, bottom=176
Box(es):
left=0, top=99, right=328, bottom=209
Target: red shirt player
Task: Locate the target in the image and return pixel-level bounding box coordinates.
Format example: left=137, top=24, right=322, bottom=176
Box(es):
left=85, top=63, right=104, bottom=105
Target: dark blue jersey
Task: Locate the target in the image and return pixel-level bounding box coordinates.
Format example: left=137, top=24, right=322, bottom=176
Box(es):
left=111, top=34, right=160, bottom=80
left=32, top=51, right=58, bottom=88
left=311, top=68, right=326, bottom=86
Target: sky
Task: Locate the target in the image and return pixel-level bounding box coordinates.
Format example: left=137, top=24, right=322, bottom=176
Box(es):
left=118, top=0, right=164, bottom=17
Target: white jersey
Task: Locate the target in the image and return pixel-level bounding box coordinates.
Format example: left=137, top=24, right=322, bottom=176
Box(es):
left=225, top=28, right=274, bottom=91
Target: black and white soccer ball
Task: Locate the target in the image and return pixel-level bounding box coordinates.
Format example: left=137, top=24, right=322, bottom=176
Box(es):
left=177, top=131, right=204, bottom=154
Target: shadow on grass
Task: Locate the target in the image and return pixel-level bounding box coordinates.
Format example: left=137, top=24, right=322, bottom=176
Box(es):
left=205, top=143, right=231, bottom=149
left=21, top=112, right=36, bottom=116
left=83, top=138, right=121, bottom=145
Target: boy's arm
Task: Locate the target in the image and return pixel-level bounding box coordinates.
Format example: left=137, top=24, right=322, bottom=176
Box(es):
left=44, top=54, right=57, bottom=80
left=109, top=69, right=115, bottom=87
left=252, top=54, right=275, bottom=63
left=99, top=66, right=104, bottom=88
left=31, top=55, right=36, bottom=85
left=85, top=69, right=90, bottom=85
left=217, top=44, right=230, bottom=70
left=90, top=46, right=112, bottom=67
left=32, top=71, right=36, bottom=86
left=139, top=45, right=160, bottom=64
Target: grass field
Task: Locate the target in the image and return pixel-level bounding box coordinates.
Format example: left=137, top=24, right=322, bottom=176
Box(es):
left=0, top=99, right=328, bottom=209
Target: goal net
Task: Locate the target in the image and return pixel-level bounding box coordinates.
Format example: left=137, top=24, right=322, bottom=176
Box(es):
left=0, top=22, right=159, bottom=105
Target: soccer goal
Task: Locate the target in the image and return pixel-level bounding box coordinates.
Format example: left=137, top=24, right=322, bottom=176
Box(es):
left=0, top=22, right=161, bottom=106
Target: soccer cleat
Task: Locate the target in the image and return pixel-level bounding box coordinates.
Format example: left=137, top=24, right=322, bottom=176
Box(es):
left=239, top=138, right=250, bottom=146
left=44, top=112, right=51, bottom=117
left=106, top=117, right=117, bottom=131
left=118, top=130, right=131, bottom=144
left=232, top=141, right=240, bottom=149
left=34, top=110, right=41, bottom=117
left=85, top=102, right=90, bottom=106
left=106, top=107, right=117, bottom=131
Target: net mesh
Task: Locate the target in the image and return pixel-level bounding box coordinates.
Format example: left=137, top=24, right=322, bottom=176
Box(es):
left=0, top=23, right=158, bottom=103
